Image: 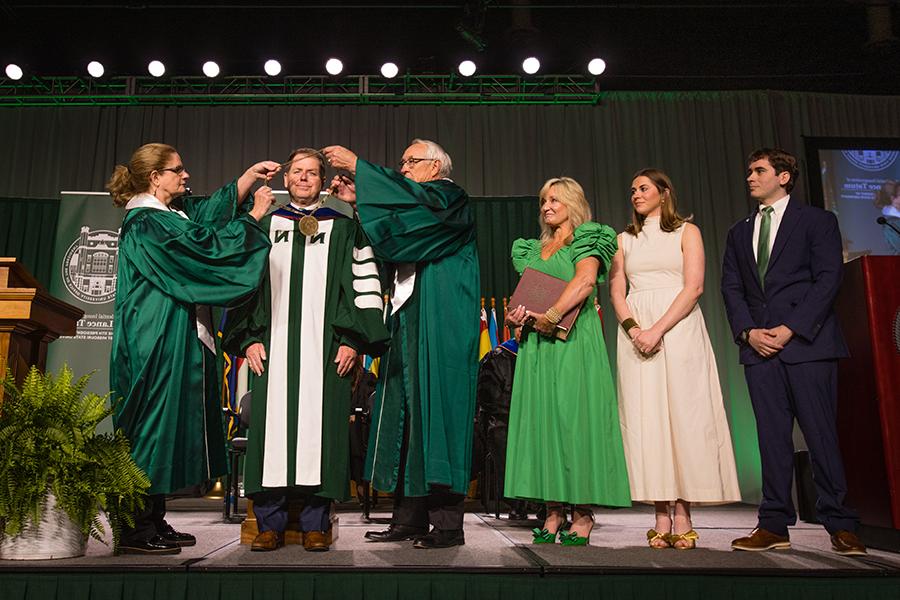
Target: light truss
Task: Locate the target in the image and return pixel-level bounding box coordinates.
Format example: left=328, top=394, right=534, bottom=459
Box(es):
left=0, top=74, right=602, bottom=106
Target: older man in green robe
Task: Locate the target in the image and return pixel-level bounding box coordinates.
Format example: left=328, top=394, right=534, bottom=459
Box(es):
left=324, top=139, right=480, bottom=549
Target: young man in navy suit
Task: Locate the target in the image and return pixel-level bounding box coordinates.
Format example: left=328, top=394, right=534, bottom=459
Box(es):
left=721, top=147, right=865, bottom=556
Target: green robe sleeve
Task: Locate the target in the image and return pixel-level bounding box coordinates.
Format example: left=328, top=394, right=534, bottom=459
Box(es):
left=331, top=222, right=391, bottom=357
left=122, top=199, right=271, bottom=307
left=181, top=180, right=241, bottom=228
left=355, top=159, right=476, bottom=263
left=220, top=272, right=271, bottom=356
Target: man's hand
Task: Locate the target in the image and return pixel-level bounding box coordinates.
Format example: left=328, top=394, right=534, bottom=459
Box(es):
left=322, top=146, right=358, bottom=175
left=329, top=174, right=357, bottom=204
left=334, top=345, right=358, bottom=377
left=766, top=324, right=794, bottom=348
left=249, top=186, right=275, bottom=221
left=245, top=342, right=267, bottom=376
left=747, top=328, right=783, bottom=358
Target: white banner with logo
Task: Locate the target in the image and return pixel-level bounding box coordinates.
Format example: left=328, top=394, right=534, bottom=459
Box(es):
left=46, top=192, right=122, bottom=430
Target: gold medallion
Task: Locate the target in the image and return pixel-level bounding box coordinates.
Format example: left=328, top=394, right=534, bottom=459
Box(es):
left=299, top=214, right=319, bottom=236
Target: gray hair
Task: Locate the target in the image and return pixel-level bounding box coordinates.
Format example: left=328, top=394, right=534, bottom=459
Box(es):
left=411, top=138, right=453, bottom=178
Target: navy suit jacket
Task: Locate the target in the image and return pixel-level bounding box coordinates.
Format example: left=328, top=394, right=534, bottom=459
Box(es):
left=721, top=197, right=849, bottom=366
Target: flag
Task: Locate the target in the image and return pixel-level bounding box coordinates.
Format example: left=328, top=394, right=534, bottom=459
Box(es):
left=365, top=354, right=380, bottom=378
left=479, top=307, right=492, bottom=359
left=488, top=306, right=499, bottom=349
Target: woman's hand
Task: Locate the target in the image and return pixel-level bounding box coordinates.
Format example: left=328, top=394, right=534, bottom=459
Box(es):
left=505, top=304, right=527, bottom=328
left=245, top=342, right=267, bottom=376
left=237, top=160, right=281, bottom=203
left=329, top=174, right=357, bottom=204
left=322, top=146, right=358, bottom=175
left=245, top=161, right=282, bottom=181
left=528, top=311, right=557, bottom=337
left=632, top=326, right=663, bottom=356
left=249, top=186, right=275, bottom=221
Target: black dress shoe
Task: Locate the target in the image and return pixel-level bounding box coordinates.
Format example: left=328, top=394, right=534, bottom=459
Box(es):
left=117, top=535, right=182, bottom=555
left=158, top=522, right=197, bottom=547
left=413, top=529, right=465, bottom=549
left=364, top=524, right=427, bottom=542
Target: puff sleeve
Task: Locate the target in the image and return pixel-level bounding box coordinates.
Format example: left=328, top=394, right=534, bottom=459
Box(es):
left=570, top=222, right=618, bottom=282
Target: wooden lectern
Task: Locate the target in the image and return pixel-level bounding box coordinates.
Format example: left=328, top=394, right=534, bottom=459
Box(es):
left=835, top=255, right=900, bottom=551
left=0, top=258, right=83, bottom=399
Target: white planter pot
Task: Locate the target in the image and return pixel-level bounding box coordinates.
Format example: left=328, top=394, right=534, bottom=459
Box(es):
left=0, top=492, right=87, bottom=560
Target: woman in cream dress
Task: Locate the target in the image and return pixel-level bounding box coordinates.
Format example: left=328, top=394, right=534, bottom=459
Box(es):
left=609, top=168, right=740, bottom=549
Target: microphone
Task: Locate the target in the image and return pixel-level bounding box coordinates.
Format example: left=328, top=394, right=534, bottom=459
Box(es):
left=876, top=216, right=900, bottom=236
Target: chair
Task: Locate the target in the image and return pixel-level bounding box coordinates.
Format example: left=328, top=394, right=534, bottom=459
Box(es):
left=223, top=391, right=252, bottom=523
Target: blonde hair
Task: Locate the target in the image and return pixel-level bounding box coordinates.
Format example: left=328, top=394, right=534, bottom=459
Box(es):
left=625, top=168, right=689, bottom=236
left=106, top=143, right=178, bottom=207
left=538, top=177, right=592, bottom=245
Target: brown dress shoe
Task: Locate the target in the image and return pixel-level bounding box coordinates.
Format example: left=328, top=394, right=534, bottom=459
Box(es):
left=731, top=528, right=791, bottom=551
left=303, top=530, right=331, bottom=552
left=251, top=530, right=284, bottom=552
left=831, top=530, right=867, bottom=556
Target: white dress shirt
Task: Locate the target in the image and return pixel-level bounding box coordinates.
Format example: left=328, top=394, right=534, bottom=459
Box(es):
left=752, top=194, right=790, bottom=260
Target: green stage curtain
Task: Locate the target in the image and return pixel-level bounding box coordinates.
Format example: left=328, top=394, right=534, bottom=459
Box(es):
left=0, top=196, right=60, bottom=287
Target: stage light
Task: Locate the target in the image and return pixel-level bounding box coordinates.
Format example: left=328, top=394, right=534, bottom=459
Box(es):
left=148, top=60, right=165, bottom=77
left=380, top=62, right=399, bottom=78
left=264, top=59, right=281, bottom=76
left=588, top=58, right=607, bottom=76
left=87, top=61, right=105, bottom=78
left=458, top=60, right=477, bottom=77
left=325, top=58, right=343, bottom=76
left=5, top=64, right=23, bottom=80
left=203, top=61, right=220, bottom=78
left=522, top=57, right=540, bottom=75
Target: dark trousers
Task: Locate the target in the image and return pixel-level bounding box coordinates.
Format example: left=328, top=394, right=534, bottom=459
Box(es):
left=123, top=494, right=167, bottom=542
left=744, top=358, right=859, bottom=536
left=252, top=490, right=331, bottom=533
left=391, top=413, right=465, bottom=531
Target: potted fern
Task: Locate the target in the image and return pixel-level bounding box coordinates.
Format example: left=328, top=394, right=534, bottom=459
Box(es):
left=0, top=365, right=150, bottom=560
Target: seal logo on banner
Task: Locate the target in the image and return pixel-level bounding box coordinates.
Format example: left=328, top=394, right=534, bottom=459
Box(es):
left=61, top=226, right=120, bottom=304
left=841, top=150, right=899, bottom=172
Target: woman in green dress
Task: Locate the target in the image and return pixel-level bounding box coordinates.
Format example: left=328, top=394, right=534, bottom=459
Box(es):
left=107, top=143, right=279, bottom=554
left=504, top=177, right=631, bottom=546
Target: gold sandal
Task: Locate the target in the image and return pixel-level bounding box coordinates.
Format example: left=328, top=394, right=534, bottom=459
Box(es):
left=647, top=529, right=672, bottom=549
left=668, top=529, right=699, bottom=550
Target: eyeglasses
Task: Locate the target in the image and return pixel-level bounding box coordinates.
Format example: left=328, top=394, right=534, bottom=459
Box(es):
left=397, top=157, right=435, bottom=169
left=158, top=165, right=186, bottom=174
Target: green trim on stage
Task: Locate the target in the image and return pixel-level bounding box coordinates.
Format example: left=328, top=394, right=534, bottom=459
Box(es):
left=3, top=572, right=899, bottom=600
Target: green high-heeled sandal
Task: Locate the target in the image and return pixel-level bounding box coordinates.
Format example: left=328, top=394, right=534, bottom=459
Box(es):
left=531, top=528, right=558, bottom=544
left=558, top=530, right=589, bottom=546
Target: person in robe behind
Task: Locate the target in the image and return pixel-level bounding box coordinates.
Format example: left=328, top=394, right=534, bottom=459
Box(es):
left=504, top=177, right=631, bottom=546
left=323, top=139, right=480, bottom=549
left=221, top=148, right=390, bottom=552
left=107, top=143, right=279, bottom=555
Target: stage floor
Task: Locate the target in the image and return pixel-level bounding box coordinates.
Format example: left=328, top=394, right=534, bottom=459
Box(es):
left=3, top=503, right=899, bottom=576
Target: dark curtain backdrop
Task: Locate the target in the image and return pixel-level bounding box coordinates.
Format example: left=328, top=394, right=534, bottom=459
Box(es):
left=0, top=197, right=59, bottom=285
left=3, top=89, right=900, bottom=501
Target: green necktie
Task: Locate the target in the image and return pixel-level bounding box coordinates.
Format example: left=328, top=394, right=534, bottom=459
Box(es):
left=757, top=206, right=775, bottom=288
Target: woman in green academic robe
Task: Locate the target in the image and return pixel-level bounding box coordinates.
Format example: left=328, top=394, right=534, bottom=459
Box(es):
left=107, top=143, right=279, bottom=555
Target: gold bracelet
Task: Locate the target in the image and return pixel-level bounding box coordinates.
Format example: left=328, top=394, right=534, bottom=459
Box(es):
left=545, top=306, right=563, bottom=325
left=621, top=318, right=639, bottom=332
